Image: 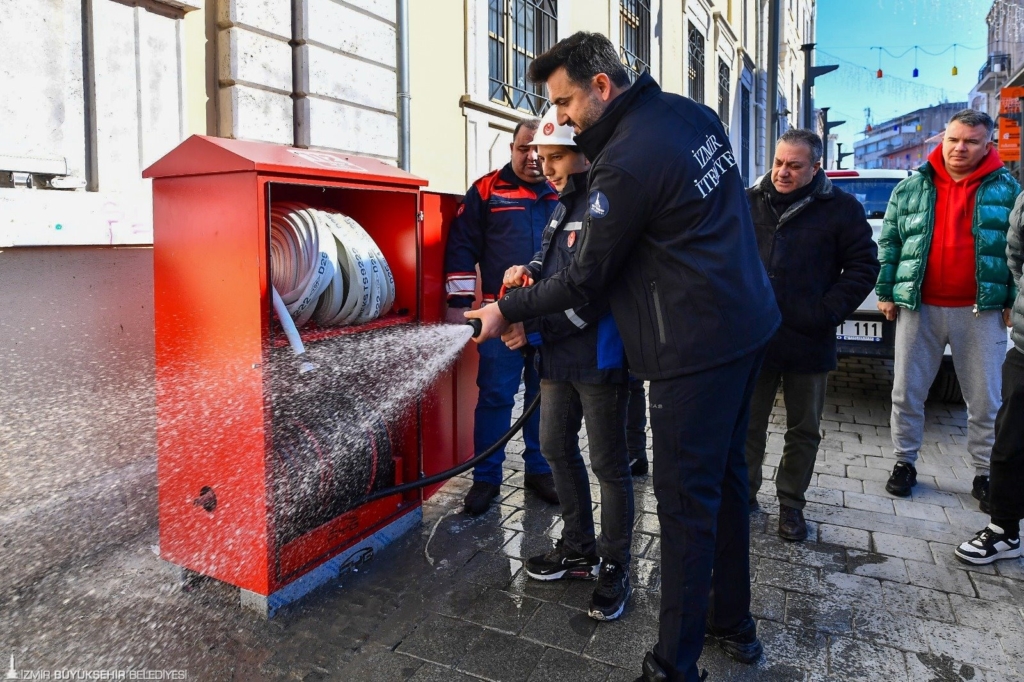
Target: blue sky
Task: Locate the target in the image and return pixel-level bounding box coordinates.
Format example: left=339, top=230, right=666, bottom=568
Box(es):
left=814, top=0, right=995, bottom=153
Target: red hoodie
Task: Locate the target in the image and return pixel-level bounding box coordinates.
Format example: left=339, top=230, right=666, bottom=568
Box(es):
left=921, top=145, right=1005, bottom=307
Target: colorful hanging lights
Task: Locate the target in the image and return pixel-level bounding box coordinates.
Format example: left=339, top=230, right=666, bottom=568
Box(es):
left=875, top=47, right=883, bottom=78
left=912, top=47, right=919, bottom=78
left=951, top=44, right=958, bottom=76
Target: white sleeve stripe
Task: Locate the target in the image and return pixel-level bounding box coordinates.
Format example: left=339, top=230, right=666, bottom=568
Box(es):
left=446, top=279, right=477, bottom=294
left=447, top=291, right=475, bottom=298
left=564, top=221, right=583, bottom=231
left=564, top=308, right=587, bottom=329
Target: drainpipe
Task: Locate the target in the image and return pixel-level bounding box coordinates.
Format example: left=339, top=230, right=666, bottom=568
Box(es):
left=397, top=0, right=411, bottom=171
left=765, top=0, right=781, bottom=161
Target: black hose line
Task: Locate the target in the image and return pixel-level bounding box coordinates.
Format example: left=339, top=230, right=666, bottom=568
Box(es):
left=361, top=393, right=541, bottom=505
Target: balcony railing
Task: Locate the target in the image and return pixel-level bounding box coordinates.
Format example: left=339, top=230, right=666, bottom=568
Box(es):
left=979, top=53, right=1011, bottom=82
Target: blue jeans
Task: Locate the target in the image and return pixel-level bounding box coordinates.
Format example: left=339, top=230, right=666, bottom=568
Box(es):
left=472, top=339, right=547, bottom=485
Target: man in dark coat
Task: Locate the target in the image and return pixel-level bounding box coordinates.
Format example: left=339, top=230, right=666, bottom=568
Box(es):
left=745, top=129, right=880, bottom=541
left=465, top=31, right=781, bottom=682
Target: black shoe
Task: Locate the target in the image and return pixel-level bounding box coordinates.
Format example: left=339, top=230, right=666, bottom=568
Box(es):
left=463, top=480, right=500, bottom=516
left=885, top=462, right=917, bottom=497
left=972, top=475, right=991, bottom=514
left=749, top=498, right=760, bottom=514
left=629, top=456, right=649, bottom=476
left=588, top=560, right=631, bottom=621
left=633, top=653, right=706, bottom=682
left=707, top=615, right=763, bottom=665
left=524, top=472, right=559, bottom=505
left=525, top=540, right=600, bottom=581
left=954, top=524, right=1022, bottom=565
left=778, top=505, right=807, bottom=541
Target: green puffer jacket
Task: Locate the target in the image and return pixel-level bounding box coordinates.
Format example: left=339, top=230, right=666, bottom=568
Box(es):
left=875, top=162, right=1021, bottom=311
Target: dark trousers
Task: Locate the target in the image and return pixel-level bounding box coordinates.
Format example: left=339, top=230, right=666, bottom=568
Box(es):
left=649, top=349, right=763, bottom=682
left=745, top=369, right=828, bottom=510
left=539, top=379, right=634, bottom=565
left=990, top=348, right=1024, bottom=531
left=627, top=376, right=648, bottom=462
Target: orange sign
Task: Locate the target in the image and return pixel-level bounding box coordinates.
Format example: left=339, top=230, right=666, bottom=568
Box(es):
left=998, top=87, right=1024, bottom=162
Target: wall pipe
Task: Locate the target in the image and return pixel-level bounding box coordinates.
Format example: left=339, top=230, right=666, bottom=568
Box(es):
left=397, top=0, right=411, bottom=171
left=765, top=0, right=781, bottom=161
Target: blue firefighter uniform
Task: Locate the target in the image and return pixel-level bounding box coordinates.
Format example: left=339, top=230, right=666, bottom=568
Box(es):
left=444, top=163, right=559, bottom=485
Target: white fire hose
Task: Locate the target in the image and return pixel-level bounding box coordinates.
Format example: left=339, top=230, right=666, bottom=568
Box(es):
left=269, top=203, right=396, bottom=371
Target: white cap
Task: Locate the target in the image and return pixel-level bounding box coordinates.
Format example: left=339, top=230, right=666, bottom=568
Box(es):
left=529, top=107, right=576, bottom=147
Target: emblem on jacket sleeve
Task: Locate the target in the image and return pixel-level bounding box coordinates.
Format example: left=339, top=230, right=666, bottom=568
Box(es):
left=588, top=191, right=609, bottom=218
left=567, top=231, right=576, bottom=247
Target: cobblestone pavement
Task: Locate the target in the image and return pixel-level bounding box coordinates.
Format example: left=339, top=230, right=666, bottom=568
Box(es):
left=2, top=357, right=1023, bottom=681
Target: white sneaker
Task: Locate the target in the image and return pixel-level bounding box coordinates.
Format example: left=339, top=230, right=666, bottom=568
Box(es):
left=954, top=524, right=1022, bottom=565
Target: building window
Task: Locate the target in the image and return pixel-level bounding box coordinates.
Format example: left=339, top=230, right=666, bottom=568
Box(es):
left=488, top=0, right=558, bottom=114
left=718, top=58, right=731, bottom=131
left=620, top=0, right=651, bottom=81
left=741, top=85, right=751, bottom=186
left=688, top=23, right=705, bottom=103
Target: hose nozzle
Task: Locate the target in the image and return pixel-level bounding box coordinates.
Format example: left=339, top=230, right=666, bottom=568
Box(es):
left=466, top=318, right=482, bottom=338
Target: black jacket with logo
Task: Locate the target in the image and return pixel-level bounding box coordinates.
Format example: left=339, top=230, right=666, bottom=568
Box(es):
left=521, top=173, right=627, bottom=384
left=747, top=171, right=880, bottom=373
left=498, top=73, right=780, bottom=380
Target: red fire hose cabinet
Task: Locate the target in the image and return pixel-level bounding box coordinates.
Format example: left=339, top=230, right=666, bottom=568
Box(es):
left=144, top=136, right=476, bottom=616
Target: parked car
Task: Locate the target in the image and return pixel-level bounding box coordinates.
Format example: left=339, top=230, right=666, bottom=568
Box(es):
left=826, top=168, right=963, bottom=403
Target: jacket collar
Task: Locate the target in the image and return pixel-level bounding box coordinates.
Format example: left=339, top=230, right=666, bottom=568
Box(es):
left=756, top=167, right=833, bottom=200
left=560, top=172, right=588, bottom=199
left=574, top=72, right=660, bottom=161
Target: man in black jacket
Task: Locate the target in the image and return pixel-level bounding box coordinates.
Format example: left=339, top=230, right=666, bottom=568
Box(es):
left=465, top=32, right=781, bottom=682
left=745, top=129, right=880, bottom=542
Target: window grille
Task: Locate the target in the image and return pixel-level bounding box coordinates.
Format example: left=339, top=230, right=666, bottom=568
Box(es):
left=688, top=23, right=705, bottom=103
left=718, top=58, right=731, bottom=131
left=619, top=0, right=650, bottom=82
left=488, top=0, right=558, bottom=115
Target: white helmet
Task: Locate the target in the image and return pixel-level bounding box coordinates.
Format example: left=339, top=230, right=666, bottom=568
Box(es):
left=529, top=107, right=576, bottom=147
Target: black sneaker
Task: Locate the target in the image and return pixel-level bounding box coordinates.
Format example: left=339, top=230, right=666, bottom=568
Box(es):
left=706, top=615, right=763, bottom=664
left=524, top=472, right=560, bottom=505
left=954, top=524, right=1021, bottom=565
left=629, top=456, right=649, bottom=476
left=525, top=540, right=600, bottom=581
left=778, top=505, right=808, bottom=541
left=588, top=560, right=631, bottom=621
left=463, top=480, right=501, bottom=516
left=633, top=652, right=703, bottom=682
left=885, top=462, right=917, bottom=497
left=972, top=475, right=991, bottom=514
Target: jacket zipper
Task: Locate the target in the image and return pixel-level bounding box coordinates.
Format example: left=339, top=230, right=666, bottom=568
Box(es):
left=650, top=281, right=667, bottom=345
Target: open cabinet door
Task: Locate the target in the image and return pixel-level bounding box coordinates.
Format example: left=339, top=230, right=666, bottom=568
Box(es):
left=419, top=191, right=479, bottom=500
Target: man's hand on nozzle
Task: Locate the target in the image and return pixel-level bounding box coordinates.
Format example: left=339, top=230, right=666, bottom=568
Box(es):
left=877, top=301, right=898, bottom=322
left=445, top=306, right=468, bottom=325
left=464, top=302, right=510, bottom=343
left=503, top=265, right=534, bottom=289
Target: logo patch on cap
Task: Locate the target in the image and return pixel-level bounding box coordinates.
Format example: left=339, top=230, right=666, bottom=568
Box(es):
left=543, top=122, right=555, bottom=136
left=588, top=191, right=609, bottom=218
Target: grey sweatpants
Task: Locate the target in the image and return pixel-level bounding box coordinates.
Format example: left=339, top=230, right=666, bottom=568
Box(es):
left=891, top=304, right=1008, bottom=475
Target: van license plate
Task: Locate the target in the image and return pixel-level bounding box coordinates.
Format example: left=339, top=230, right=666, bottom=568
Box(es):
left=837, top=320, right=882, bottom=342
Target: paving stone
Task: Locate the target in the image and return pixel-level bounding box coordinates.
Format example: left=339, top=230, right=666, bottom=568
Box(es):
left=755, top=558, right=823, bottom=595
left=865, top=455, right=895, bottom=471
left=824, top=450, right=866, bottom=467
left=813, top=461, right=848, bottom=477
left=993, top=557, right=1024, bottom=581
left=845, top=466, right=892, bottom=483
left=817, top=473, right=863, bottom=493
left=904, top=559, right=976, bottom=597
left=861, top=479, right=895, bottom=498
left=847, top=550, right=909, bottom=583
left=827, top=636, right=907, bottom=681
left=905, top=652, right=988, bottom=682
left=525, top=646, right=611, bottom=682
left=944, top=507, right=989, bottom=531
left=785, top=592, right=853, bottom=634
left=582, top=618, right=658, bottom=669
left=819, top=524, right=871, bottom=550
left=910, top=486, right=963, bottom=508
left=924, top=621, right=1013, bottom=674
left=633, top=513, right=660, bottom=535
left=880, top=581, right=955, bottom=623
left=757, top=620, right=828, bottom=672
left=457, top=629, right=545, bottom=682
left=841, top=442, right=884, bottom=457
left=804, top=485, right=845, bottom=506
left=630, top=557, right=660, bottom=591
left=395, top=614, right=485, bottom=667
left=970, top=572, right=1024, bottom=602
left=851, top=607, right=931, bottom=653
left=927, top=541, right=998, bottom=576
left=871, top=533, right=933, bottom=563
left=892, top=498, right=949, bottom=523
left=750, top=583, right=787, bottom=622
left=408, top=662, right=480, bottom=682
left=822, top=571, right=884, bottom=607
left=949, top=593, right=1024, bottom=634
left=461, top=588, right=543, bottom=635
left=844, top=492, right=895, bottom=515
left=521, top=601, right=597, bottom=654
left=459, top=550, right=524, bottom=589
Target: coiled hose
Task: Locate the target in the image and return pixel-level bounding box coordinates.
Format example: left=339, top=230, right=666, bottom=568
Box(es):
left=362, top=392, right=541, bottom=504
